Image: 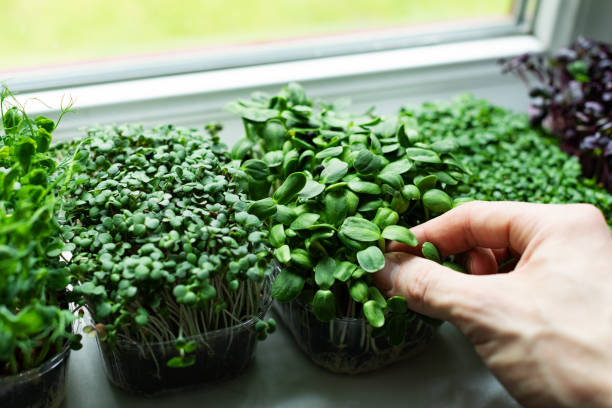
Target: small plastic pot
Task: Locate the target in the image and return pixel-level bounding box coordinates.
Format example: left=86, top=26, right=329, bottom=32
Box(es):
left=0, top=343, right=71, bottom=408
left=98, top=296, right=272, bottom=396
left=273, top=299, right=435, bottom=374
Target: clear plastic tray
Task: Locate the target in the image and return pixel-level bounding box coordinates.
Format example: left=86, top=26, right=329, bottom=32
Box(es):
left=273, top=299, right=435, bottom=374
left=0, top=343, right=71, bottom=408
left=98, top=291, right=273, bottom=396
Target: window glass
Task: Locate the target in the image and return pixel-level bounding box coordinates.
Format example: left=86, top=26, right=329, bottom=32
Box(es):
left=2, top=0, right=518, bottom=71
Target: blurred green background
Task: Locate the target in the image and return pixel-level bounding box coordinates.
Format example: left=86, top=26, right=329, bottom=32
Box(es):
left=2, top=0, right=512, bottom=70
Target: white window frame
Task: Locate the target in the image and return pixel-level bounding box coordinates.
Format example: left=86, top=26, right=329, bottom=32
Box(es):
left=10, top=0, right=600, bottom=142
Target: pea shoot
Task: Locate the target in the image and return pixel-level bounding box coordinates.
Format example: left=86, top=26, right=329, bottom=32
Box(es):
left=0, top=86, right=82, bottom=380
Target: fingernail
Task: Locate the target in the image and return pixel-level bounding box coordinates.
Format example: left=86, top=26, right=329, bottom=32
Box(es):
left=376, top=253, right=402, bottom=295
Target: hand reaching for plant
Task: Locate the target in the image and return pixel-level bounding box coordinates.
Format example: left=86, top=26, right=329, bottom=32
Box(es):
left=374, top=201, right=612, bottom=408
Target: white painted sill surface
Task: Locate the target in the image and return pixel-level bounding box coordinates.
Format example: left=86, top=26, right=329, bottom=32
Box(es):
left=65, top=320, right=520, bottom=408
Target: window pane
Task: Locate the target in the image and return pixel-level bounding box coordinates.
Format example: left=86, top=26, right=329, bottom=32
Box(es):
left=2, top=0, right=516, bottom=72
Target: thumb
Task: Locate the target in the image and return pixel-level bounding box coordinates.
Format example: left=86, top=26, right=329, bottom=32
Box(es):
left=374, top=252, right=491, bottom=323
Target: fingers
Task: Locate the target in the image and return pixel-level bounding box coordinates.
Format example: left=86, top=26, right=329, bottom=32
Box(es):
left=491, top=248, right=511, bottom=263
left=385, top=244, right=503, bottom=275
left=464, top=247, right=498, bottom=275
left=374, top=251, right=492, bottom=322
left=378, top=202, right=610, bottom=323
left=391, top=201, right=555, bottom=258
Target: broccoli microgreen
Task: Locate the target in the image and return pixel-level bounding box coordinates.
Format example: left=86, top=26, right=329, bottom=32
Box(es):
left=55, top=123, right=274, bottom=367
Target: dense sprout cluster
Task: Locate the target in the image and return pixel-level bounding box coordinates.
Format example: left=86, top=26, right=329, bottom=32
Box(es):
left=0, top=88, right=80, bottom=376
left=56, top=124, right=273, bottom=361
left=502, top=37, right=612, bottom=191
left=229, top=83, right=472, bottom=343
left=400, top=95, right=612, bottom=223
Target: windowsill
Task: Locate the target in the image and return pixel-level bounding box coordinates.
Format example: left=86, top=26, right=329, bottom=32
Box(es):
left=16, top=34, right=543, bottom=142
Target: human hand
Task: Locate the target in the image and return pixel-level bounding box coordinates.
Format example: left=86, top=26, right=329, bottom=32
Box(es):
left=374, top=201, right=612, bottom=408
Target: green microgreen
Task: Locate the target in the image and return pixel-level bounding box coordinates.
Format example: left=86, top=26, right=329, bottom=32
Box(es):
left=228, top=83, right=471, bottom=344
left=400, top=95, right=612, bottom=224
left=54, top=123, right=274, bottom=367
left=0, top=86, right=82, bottom=376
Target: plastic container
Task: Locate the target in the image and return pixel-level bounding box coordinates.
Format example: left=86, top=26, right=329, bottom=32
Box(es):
left=0, top=343, right=71, bottom=408
left=273, top=299, right=436, bottom=374
left=97, top=293, right=272, bottom=396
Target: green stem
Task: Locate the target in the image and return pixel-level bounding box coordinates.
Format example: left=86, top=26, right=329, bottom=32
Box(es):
left=242, top=119, right=253, bottom=140
left=19, top=342, right=33, bottom=370
left=312, top=241, right=328, bottom=257
left=378, top=237, right=386, bottom=252
left=8, top=354, right=18, bottom=375
left=53, top=96, right=75, bottom=131
left=33, top=340, right=51, bottom=367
